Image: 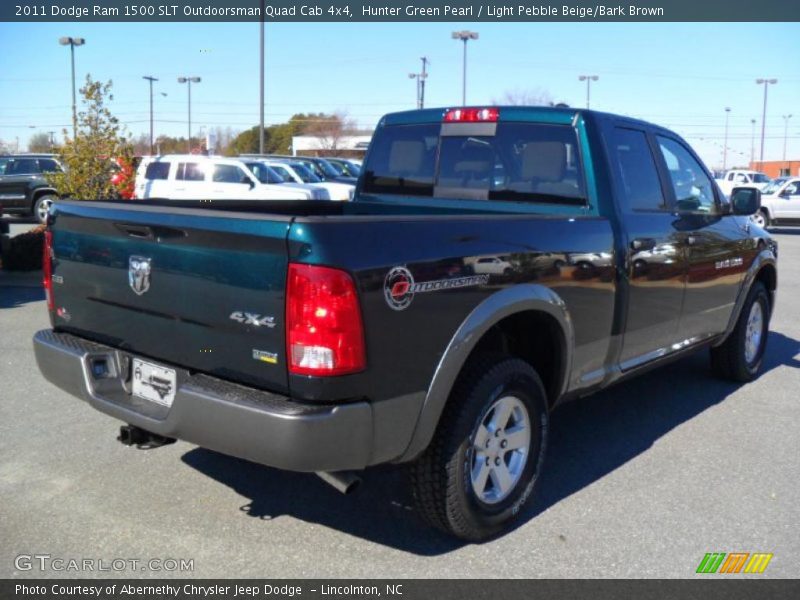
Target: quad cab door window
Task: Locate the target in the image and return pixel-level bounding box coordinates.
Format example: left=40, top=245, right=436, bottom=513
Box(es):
left=656, top=137, right=717, bottom=214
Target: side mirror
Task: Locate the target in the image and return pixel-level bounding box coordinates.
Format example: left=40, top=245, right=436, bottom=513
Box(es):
left=730, top=187, right=761, bottom=216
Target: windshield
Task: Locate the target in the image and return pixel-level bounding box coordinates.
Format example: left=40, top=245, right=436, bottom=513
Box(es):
left=246, top=162, right=276, bottom=184
left=325, top=160, right=345, bottom=176
left=291, top=163, right=322, bottom=183
left=761, top=178, right=787, bottom=195
left=752, top=173, right=771, bottom=184
left=362, top=122, right=586, bottom=205
left=311, top=158, right=340, bottom=179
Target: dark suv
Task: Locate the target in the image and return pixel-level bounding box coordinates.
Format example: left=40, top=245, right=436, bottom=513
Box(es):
left=0, top=155, right=62, bottom=223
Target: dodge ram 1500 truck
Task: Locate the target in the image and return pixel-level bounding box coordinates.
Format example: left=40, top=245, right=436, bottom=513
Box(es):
left=33, top=106, right=777, bottom=541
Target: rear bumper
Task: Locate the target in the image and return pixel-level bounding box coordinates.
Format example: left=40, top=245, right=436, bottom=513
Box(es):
left=32, top=329, right=376, bottom=472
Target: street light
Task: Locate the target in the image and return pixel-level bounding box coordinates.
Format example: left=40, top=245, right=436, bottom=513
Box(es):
left=259, top=16, right=265, bottom=154
left=452, top=31, right=478, bottom=106
left=782, top=114, right=792, bottom=162
left=750, top=118, right=756, bottom=166
left=59, top=36, right=85, bottom=140
left=578, top=75, right=599, bottom=109
left=755, top=78, right=777, bottom=163
left=143, top=76, right=158, bottom=155
left=723, top=107, right=731, bottom=170
left=177, top=76, right=201, bottom=153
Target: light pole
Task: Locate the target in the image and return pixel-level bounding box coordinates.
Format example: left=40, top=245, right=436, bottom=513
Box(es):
left=452, top=31, right=478, bottom=106
left=756, top=78, right=777, bottom=163
left=750, top=118, right=756, bottom=166
left=782, top=114, right=792, bottom=162
left=143, top=76, right=158, bottom=155
left=419, top=56, right=429, bottom=109
left=578, top=75, right=599, bottom=109
left=59, top=36, right=85, bottom=140
left=723, top=107, right=731, bottom=170
left=408, top=73, right=421, bottom=108
left=259, top=15, right=265, bottom=155
left=177, top=76, right=201, bottom=153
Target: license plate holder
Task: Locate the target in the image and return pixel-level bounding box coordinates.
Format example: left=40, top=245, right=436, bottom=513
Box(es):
left=131, top=358, right=176, bottom=408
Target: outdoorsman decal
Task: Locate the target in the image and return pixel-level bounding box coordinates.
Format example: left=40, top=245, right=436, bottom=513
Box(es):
left=384, top=266, right=489, bottom=311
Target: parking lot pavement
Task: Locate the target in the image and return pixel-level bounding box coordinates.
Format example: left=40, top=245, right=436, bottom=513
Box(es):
left=1, top=231, right=798, bottom=579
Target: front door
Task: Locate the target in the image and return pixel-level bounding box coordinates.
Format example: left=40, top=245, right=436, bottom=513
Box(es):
left=654, top=135, right=749, bottom=342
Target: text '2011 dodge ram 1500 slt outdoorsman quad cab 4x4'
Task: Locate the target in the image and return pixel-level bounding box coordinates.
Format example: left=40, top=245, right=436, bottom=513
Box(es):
left=33, top=107, right=777, bottom=540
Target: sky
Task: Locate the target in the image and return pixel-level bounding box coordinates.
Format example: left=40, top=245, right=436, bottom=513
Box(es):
left=0, top=21, right=798, bottom=169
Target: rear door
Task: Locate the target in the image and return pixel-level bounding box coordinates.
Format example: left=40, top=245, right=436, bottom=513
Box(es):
left=654, top=135, right=749, bottom=341
left=607, top=126, right=687, bottom=368
left=50, top=201, right=292, bottom=393
left=173, top=161, right=207, bottom=199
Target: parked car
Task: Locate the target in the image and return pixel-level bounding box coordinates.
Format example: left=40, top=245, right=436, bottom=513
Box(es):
left=0, top=154, right=62, bottom=223
left=753, top=177, right=800, bottom=228
left=716, top=169, right=771, bottom=196
left=261, top=155, right=358, bottom=186
left=243, top=160, right=331, bottom=200
left=35, top=106, right=775, bottom=541
left=324, top=157, right=361, bottom=178
left=469, top=256, right=516, bottom=276
left=262, top=160, right=354, bottom=201
left=134, top=155, right=317, bottom=201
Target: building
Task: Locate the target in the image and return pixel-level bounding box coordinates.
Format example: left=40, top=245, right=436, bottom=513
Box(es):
left=749, top=160, right=800, bottom=178
left=291, top=134, right=373, bottom=158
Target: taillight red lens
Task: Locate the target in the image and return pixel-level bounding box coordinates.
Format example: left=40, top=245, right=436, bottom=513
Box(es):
left=43, top=230, right=54, bottom=311
left=443, top=107, right=499, bottom=123
left=286, top=263, right=365, bottom=376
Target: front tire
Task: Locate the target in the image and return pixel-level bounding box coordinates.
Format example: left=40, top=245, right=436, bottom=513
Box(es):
left=33, top=194, right=57, bottom=224
left=710, top=281, right=770, bottom=382
left=410, top=355, right=548, bottom=541
left=752, top=209, right=770, bottom=229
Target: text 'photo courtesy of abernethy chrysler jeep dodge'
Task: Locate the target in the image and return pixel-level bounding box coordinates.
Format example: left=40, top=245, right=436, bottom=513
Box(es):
left=33, top=106, right=777, bottom=541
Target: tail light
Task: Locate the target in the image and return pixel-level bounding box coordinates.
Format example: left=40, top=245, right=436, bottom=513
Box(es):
left=286, top=263, right=365, bottom=376
left=43, top=230, right=54, bottom=311
left=443, top=107, right=499, bottom=123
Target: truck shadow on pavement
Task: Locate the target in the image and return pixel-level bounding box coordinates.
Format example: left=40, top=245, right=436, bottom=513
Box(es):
left=0, top=284, right=45, bottom=309
left=181, top=330, right=799, bottom=555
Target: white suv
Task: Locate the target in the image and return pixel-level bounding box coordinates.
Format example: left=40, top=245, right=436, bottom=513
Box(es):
left=134, top=155, right=317, bottom=201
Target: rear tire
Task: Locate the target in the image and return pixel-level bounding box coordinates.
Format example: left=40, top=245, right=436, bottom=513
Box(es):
left=710, top=281, right=770, bottom=382
left=410, top=355, right=548, bottom=541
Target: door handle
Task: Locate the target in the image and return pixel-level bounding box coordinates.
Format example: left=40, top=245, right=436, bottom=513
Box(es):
left=686, top=235, right=698, bottom=246
left=630, top=238, right=656, bottom=251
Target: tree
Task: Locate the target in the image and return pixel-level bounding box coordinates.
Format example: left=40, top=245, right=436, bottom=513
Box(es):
left=29, top=132, right=53, bottom=153
left=303, top=111, right=357, bottom=156
left=492, top=88, right=554, bottom=106
left=49, top=77, right=134, bottom=200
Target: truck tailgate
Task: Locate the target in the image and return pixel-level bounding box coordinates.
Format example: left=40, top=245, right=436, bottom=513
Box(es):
left=48, top=201, right=291, bottom=393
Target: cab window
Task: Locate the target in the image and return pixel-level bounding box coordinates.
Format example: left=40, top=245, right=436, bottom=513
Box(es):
left=176, top=163, right=205, bottom=181
left=213, top=164, right=249, bottom=184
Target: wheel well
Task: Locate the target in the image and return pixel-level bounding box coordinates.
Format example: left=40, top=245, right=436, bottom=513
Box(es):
left=31, top=188, right=56, bottom=205
left=467, top=311, right=565, bottom=407
left=755, top=264, right=777, bottom=309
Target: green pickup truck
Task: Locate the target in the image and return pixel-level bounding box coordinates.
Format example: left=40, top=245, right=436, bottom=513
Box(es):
left=33, top=106, right=776, bottom=540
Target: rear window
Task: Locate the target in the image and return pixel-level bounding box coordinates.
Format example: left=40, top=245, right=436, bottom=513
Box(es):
left=362, top=122, right=586, bottom=205
left=144, top=162, right=170, bottom=180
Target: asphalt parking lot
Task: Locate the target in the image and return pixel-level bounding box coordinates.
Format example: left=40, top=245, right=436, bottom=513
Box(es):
left=1, top=227, right=798, bottom=578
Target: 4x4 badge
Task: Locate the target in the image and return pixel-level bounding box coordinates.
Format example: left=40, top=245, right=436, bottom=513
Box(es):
left=128, top=256, right=152, bottom=296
